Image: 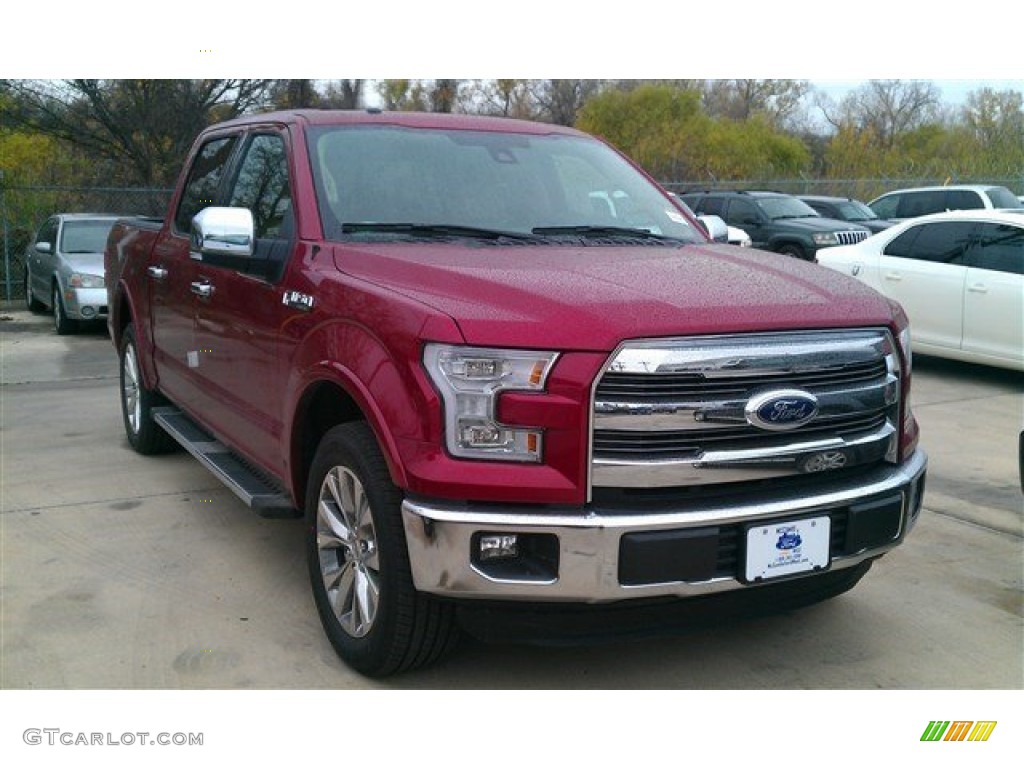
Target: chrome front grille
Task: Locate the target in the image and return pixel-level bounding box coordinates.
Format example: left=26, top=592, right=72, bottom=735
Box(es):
left=591, top=330, right=901, bottom=489
left=836, top=230, right=869, bottom=246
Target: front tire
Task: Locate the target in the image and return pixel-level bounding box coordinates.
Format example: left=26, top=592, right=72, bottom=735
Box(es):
left=53, top=283, right=77, bottom=335
left=119, top=324, right=175, bottom=454
left=306, top=422, right=458, bottom=677
left=777, top=243, right=809, bottom=261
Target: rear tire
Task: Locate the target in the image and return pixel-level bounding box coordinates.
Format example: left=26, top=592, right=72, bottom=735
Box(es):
left=24, top=272, right=44, bottom=312
left=306, top=422, right=458, bottom=677
left=119, top=324, right=176, bottom=454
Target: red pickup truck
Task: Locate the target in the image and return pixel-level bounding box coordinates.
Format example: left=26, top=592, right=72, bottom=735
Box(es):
left=106, top=109, right=927, bottom=677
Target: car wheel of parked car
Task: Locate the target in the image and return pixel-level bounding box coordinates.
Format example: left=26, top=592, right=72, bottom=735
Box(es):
left=119, top=324, right=176, bottom=455
left=777, top=243, right=808, bottom=261
left=52, top=283, right=77, bottom=335
left=306, top=421, right=458, bottom=677
left=24, top=272, right=44, bottom=312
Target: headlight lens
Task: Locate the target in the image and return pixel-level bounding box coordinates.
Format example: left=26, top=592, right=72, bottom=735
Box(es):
left=812, top=232, right=839, bottom=246
left=424, top=344, right=559, bottom=462
left=68, top=273, right=105, bottom=289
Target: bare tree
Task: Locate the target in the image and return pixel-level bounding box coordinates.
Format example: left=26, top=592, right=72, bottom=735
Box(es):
left=821, top=80, right=941, bottom=149
left=269, top=80, right=321, bottom=110
left=2, top=79, right=272, bottom=186
left=430, top=80, right=460, bottom=113
left=320, top=80, right=365, bottom=109
left=531, top=80, right=604, bottom=126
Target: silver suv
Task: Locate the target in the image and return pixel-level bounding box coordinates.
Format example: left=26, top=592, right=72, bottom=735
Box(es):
left=868, top=184, right=1022, bottom=221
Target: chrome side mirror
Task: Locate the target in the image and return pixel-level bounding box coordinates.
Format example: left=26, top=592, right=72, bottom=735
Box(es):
left=190, top=207, right=254, bottom=260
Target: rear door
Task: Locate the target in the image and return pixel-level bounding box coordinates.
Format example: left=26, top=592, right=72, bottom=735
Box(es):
left=877, top=220, right=974, bottom=352
left=962, top=221, right=1024, bottom=367
left=149, top=134, right=240, bottom=405
left=28, top=217, right=58, bottom=305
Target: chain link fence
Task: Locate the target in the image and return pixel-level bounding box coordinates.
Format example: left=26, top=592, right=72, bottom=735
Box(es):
left=1, top=185, right=172, bottom=303
left=3, top=177, right=1022, bottom=304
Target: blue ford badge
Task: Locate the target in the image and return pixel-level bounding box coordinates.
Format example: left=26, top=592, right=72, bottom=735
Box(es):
left=745, top=389, right=819, bottom=431
left=776, top=528, right=802, bottom=550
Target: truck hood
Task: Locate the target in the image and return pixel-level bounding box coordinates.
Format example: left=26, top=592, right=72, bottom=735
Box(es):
left=774, top=216, right=869, bottom=233
left=332, top=242, right=896, bottom=350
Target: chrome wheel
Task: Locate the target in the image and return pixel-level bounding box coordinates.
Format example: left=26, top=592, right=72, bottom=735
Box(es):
left=316, top=466, right=380, bottom=638
left=122, top=342, right=141, bottom=435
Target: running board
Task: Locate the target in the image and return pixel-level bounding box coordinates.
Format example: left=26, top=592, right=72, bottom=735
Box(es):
left=152, top=407, right=298, bottom=518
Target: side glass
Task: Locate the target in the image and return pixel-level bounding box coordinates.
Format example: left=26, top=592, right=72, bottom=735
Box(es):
left=174, top=136, right=238, bottom=234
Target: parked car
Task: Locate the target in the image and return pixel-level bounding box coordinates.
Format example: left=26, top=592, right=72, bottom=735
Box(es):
left=24, top=213, right=119, bottom=334
left=798, top=195, right=896, bottom=233
left=669, top=193, right=751, bottom=246
left=816, top=209, right=1023, bottom=371
left=867, top=184, right=1022, bottom=222
left=680, top=190, right=870, bottom=260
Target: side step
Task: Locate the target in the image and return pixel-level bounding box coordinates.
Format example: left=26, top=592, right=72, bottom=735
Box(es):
left=152, top=407, right=299, bottom=518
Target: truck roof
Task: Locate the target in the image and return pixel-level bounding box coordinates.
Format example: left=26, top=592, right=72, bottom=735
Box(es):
left=208, top=108, right=586, bottom=137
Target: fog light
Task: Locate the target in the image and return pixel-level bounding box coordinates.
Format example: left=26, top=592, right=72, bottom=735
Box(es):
left=80, top=306, right=96, bottom=319
left=479, top=534, right=518, bottom=561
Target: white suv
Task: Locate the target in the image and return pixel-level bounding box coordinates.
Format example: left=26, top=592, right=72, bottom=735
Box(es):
left=868, top=184, right=1022, bottom=221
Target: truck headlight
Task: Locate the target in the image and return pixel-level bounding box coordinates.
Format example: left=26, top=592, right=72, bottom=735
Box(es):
left=424, top=344, right=559, bottom=462
left=812, top=233, right=839, bottom=246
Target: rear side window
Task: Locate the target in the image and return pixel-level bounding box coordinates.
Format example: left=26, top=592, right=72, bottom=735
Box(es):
left=174, top=136, right=238, bottom=233
left=884, top=221, right=975, bottom=264
left=966, top=223, right=1024, bottom=275
left=697, top=196, right=725, bottom=217
left=897, top=190, right=945, bottom=219
left=985, top=187, right=1023, bottom=209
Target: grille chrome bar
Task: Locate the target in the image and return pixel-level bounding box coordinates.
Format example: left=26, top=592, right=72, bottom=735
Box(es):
left=590, top=329, right=900, bottom=489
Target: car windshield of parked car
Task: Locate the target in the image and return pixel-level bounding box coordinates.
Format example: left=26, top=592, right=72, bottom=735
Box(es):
left=835, top=201, right=880, bottom=221
left=757, top=197, right=820, bottom=220
left=307, top=125, right=704, bottom=244
left=987, top=187, right=1024, bottom=209
left=60, top=220, right=115, bottom=255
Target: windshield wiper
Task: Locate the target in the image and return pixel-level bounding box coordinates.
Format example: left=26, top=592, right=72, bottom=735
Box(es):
left=531, top=225, right=678, bottom=241
left=341, top=222, right=539, bottom=241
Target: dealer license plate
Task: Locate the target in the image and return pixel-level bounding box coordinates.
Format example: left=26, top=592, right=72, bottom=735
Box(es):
left=745, top=516, right=830, bottom=582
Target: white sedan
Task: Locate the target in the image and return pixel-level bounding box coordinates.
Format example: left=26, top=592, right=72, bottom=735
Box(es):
left=816, top=210, right=1023, bottom=372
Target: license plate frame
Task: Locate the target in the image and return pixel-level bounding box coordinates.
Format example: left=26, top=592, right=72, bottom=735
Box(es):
left=744, top=516, right=831, bottom=582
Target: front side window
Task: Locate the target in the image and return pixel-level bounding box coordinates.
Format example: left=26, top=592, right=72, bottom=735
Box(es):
left=966, top=223, right=1024, bottom=275
left=174, top=136, right=238, bottom=233
left=35, top=218, right=58, bottom=248
left=228, top=134, right=293, bottom=239
left=885, top=221, right=975, bottom=264
left=945, top=190, right=984, bottom=211
left=307, top=125, right=703, bottom=244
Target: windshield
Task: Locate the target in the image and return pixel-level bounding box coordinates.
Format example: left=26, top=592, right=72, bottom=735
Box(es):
left=835, top=201, right=878, bottom=221
left=60, top=220, right=116, bottom=254
left=307, top=125, right=703, bottom=244
left=757, top=197, right=820, bottom=220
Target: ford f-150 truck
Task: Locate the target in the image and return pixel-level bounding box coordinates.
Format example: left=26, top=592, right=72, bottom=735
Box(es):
left=106, top=109, right=927, bottom=677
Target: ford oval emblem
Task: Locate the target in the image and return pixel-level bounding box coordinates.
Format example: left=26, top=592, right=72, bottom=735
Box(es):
left=745, top=389, right=819, bottom=431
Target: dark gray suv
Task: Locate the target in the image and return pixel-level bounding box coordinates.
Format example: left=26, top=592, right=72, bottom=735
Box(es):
left=680, top=191, right=870, bottom=261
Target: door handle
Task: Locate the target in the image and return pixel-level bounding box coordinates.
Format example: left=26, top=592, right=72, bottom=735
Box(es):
left=147, top=266, right=168, bottom=280
left=967, top=284, right=988, bottom=294
left=883, top=272, right=903, bottom=282
left=190, top=281, right=215, bottom=299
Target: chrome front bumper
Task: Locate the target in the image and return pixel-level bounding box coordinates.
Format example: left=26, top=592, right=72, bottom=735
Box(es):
left=401, top=450, right=927, bottom=603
